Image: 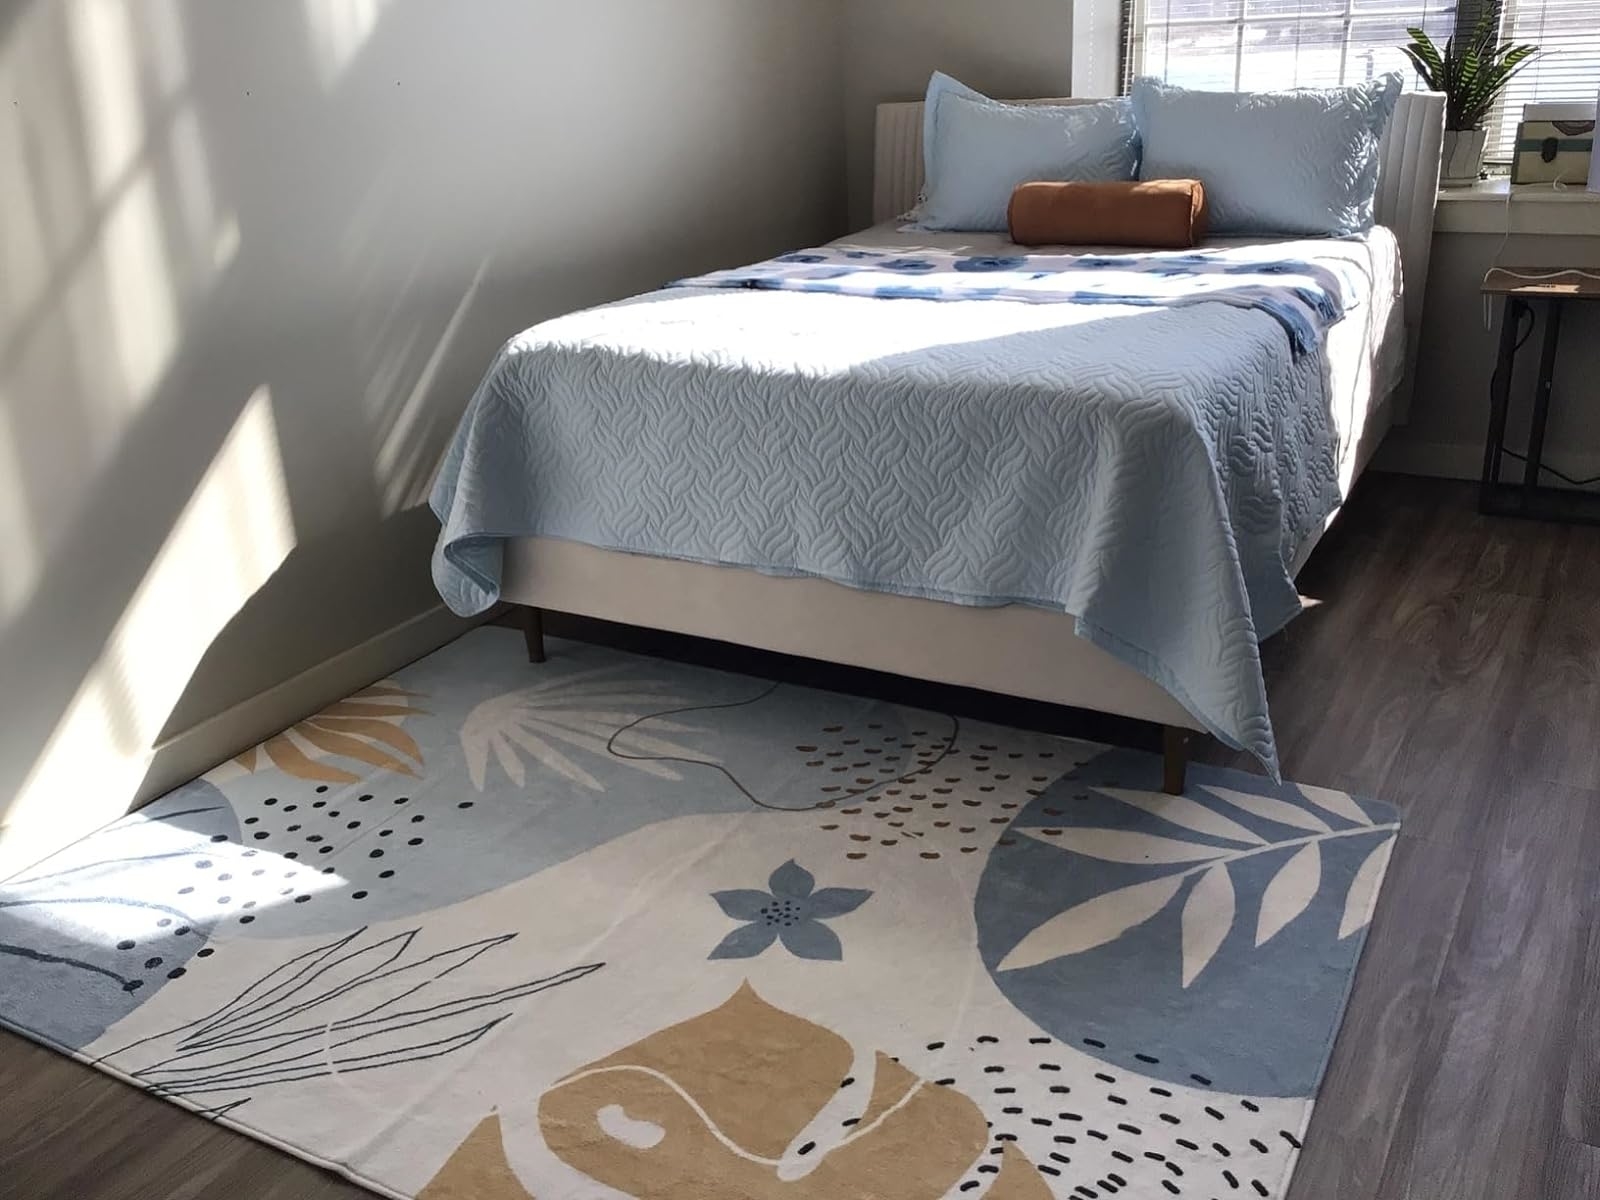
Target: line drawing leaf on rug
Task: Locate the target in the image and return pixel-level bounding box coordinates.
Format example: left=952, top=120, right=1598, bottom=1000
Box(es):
left=1017, top=826, right=1234, bottom=865
left=1203, top=787, right=1333, bottom=834
left=461, top=664, right=706, bottom=792
left=998, top=874, right=1186, bottom=971
left=1256, top=842, right=1322, bottom=947
left=1182, top=864, right=1235, bottom=986
left=98, top=927, right=603, bottom=1099
left=1340, top=835, right=1395, bottom=939
left=1098, top=789, right=1267, bottom=846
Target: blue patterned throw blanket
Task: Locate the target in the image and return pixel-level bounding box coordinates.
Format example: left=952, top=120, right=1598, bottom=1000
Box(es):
left=671, top=246, right=1357, bottom=356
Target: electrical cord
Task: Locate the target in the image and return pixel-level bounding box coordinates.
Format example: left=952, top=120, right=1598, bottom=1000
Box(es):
left=1481, top=173, right=1600, bottom=330
left=1476, top=171, right=1600, bottom=490
left=1491, top=306, right=1599, bottom=491
left=1494, top=445, right=1600, bottom=489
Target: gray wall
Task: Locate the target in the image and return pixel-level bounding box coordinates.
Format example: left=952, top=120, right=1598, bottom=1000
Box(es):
left=0, top=0, right=847, bottom=872
left=842, top=0, right=1073, bottom=228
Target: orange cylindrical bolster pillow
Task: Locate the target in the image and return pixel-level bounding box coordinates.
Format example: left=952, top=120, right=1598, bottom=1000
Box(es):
left=1008, top=179, right=1210, bottom=249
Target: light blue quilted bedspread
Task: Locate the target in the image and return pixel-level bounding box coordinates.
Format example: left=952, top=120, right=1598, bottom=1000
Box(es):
left=431, top=238, right=1386, bottom=775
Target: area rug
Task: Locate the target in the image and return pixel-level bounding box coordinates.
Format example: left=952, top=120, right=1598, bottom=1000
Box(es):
left=0, top=627, right=1398, bottom=1200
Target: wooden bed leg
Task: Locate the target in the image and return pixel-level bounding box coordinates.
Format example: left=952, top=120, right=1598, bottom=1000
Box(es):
left=1162, top=727, right=1192, bottom=795
left=520, top=605, right=546, bottom=664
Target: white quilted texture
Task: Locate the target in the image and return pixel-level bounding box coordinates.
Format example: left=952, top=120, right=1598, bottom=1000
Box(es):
left=430, top=235, right=1398, bottom=776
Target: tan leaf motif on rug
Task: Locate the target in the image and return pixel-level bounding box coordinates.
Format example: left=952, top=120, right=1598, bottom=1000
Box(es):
left=418, top=1113, right=534, bottom=1200
left=232, top=683, right=427, bottom=783
left=537, top=981, right=1050, bottom=1198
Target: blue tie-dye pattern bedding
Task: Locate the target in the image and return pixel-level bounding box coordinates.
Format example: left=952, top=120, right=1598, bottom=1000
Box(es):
left=671, top=246, right=1361, bottom=357
left=430, top=237, right=1388, bottom=775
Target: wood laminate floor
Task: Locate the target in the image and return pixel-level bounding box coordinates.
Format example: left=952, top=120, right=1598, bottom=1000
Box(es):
left=3, top=473, right=1597, bottom=1199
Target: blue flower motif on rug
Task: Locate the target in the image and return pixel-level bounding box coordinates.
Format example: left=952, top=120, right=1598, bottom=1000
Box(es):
left=878, top=258, right=937, bottom=273
left=775, top=252, right=828, bottom=264
left=709, top=860, right=870, bottom=961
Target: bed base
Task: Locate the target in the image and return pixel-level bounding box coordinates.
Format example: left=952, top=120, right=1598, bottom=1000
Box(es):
left=511, top=600, right=1192, bottom=794
left=495, top=387, right=1401, bottom=805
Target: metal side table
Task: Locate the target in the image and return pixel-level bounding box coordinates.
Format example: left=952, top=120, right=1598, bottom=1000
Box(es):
left=1480, top=267, right=1600, bottom=523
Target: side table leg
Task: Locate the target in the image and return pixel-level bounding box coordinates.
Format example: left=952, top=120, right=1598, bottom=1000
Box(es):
left=1522, top=297, right=1564, bottom=492
left=1481, top=296, right=1522, bottom=510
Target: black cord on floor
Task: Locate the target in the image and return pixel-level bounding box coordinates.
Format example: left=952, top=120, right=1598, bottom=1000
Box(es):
left=1496, top=445, right=1600, bottom=490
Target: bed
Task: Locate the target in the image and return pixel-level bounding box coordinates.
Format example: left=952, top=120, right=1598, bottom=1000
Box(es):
left=431, top=93, right=1446, bottom=790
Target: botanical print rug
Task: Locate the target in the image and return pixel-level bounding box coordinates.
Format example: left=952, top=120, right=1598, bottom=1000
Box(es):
left=0, top=628, right=1398, bottom=1200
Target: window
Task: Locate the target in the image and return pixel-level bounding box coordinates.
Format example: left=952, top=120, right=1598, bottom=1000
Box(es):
left=1484, top=0, right=1600, bottom=160
left=1125, top=0, right=1459, bottom=93
left=1124, top=0, right=1599, bottom=163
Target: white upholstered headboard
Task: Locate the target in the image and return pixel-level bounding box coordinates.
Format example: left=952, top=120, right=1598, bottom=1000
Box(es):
left=872, top=93, right=1446, bottom=409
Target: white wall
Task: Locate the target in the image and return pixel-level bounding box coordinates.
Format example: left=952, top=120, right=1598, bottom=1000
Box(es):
left=0, top=0, right=847, bottom=873
left=1381, top=231, right=1600, bottom=481
left=842, top=0, right=1073, bottom=228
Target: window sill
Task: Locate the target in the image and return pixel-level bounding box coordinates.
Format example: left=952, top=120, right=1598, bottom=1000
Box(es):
left=1435, top=179, right=1600, bottom=237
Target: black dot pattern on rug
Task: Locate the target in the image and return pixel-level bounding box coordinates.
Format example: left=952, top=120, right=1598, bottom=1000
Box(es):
left=904, top=1028, right=1293, bottom=1198
left=170, top=755, right=489, bottom=929
left=805, top=723, right=1074, bottom=862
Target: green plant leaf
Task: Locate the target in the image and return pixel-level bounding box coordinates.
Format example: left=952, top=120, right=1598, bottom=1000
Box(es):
left=1401, top=32, right=1443, bottom=89
left=1404, top=0, right=1541, bottom=131
left=1400, top=49, right=1438, bottom=90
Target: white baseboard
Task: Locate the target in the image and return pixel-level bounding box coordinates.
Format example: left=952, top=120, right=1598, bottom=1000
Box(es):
left=0, top=602, right=486, bottom=880
left=138, top=603, right=486, bottom=809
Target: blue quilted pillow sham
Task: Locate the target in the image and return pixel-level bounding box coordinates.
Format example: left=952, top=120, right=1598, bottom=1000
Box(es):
left=1131, top=75, right=1403, bottom=237
left=913, top=72, right=1139, bottom=233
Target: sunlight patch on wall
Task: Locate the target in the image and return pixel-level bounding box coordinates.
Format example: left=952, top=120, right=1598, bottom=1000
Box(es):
left=66, top=0, right=147, bottom=193
left=168, top=105, right=239, bottom=279
left=369, top=260, right=490, bottom=516
left=0, top=398, right=35, bottom=622
left=100, top=169, right=181, bottom=409
left=4, top=389, right=296, bottom=862
left=303, top=0, right=394, bottom=87
left=0, top=0, right=243, bottom=627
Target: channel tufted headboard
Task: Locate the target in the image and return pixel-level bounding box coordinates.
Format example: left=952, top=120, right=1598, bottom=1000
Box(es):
left=873, top=92, right=1446, bottom=414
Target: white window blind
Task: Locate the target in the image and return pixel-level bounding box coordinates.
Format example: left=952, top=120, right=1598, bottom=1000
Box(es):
left=1128, top=0, right=1459, bottom=93
left=1484, top=0, right=1600, bottom=161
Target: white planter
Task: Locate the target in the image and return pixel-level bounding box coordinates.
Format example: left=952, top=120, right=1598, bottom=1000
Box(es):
left=1441, top=128, right=1488, bottom=188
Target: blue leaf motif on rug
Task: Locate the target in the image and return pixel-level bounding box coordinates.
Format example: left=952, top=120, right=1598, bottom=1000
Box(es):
left=709, top=860, right=871, bottom=961
left=975, top=747, right=1398, bottom=1098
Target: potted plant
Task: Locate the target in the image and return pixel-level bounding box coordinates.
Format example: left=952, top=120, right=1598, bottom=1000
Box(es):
left=1402, top=0, right=1539, bottom=187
